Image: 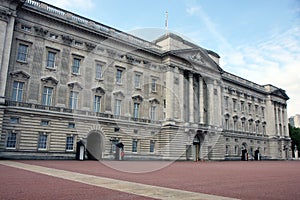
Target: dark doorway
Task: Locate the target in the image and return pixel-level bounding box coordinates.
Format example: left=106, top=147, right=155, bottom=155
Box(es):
left=86, top=131, right=104, bottom=160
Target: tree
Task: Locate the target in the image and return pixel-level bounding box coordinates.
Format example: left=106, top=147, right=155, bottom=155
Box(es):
left=289, top=124, right=300, bottom=157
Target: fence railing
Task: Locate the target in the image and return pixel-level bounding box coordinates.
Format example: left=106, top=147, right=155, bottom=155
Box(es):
left=6, top=100, right=161, bottom=125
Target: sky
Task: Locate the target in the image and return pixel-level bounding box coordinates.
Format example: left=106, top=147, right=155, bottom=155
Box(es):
left=46, top=0, right=300, bottom=117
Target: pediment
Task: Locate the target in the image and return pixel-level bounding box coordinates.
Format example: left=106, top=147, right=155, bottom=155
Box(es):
left=113, top=90, right=125, bottom=98
left=41, top=76, right=58, bottom=85
left=67, top=81, right=83, bottom=90
left=132, top=94, right=144, bottom=102
left=10, top=70, right=30, bottom=79
left=92, top=86, right=105, bottom=94
left=170, top=48, right=223, bottom=74
left=149, top=97, right=160, bottom=104
left=271, top=89, right=289, bottom=100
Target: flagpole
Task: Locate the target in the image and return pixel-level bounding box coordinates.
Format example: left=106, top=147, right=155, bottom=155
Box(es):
left=165, top=11, right=168, bottom=35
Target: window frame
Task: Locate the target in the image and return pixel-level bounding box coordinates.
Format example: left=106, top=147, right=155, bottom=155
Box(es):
left=66, top=135, right=75, bottom=151
left=42, top=86, right=53, bottom=106
left=114, top=99, right=122, bottom=116
left=46, top=51, right=56, bottom=69
left=72, top=57, right=81, bottom=74
left=94, top=95, right=101, bottom=113
left=37, top=133, right=48, bottom=150
left=69, top=91, right=79, bottom=110
left=151, top=78, right=157, bottom=92
left=6, top=131, right=18, bottom=149
left=17, top=43, right=29, bottom=62
left=12, top=81, right=24, bottom=102
left=116, top=69, right=123, bottom=84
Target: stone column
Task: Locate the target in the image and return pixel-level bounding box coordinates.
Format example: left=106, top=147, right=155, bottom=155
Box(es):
left=0, top=9, right=16, bottom=103
left=165, top=69, right=174, bottom=120
left=188, top=72, right=194, bottom=123
left=198, top=76, right=204, bottom=124
left=284, top=107, right=289, bottom=137
left=178, top=68, right=185, bottom=121
left=206, top=79, right=214, bottom=125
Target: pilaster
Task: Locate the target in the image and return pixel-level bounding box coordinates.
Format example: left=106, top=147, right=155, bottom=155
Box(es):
left=199, top=76, right=204, bottom=124
left=0, top=2, right=19, bottom=104
left=188, top=72, right=194, bottom=123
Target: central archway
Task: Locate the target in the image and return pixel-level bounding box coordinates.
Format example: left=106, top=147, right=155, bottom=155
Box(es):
left=86, top=131, right=104, bottom=160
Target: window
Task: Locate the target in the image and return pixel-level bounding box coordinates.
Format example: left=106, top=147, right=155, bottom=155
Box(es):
left=132, top=140, right=138, bottom=153
left=21, top=24, right=31, bottom=32
left=226, top=145, right=230, bottom=155
left=72, top=58, right=81, bottom=74
left=49, top=33, right=58, bottom=39
left=116, top=69, right=122, bottom=84
left=114, top=99, right=121, bottom=116
left=75, top=41, right=83, bottom=46
left=111, top=139, right=119, bottom=153
left=17, top=44, right=28, bottom=62
left=66, top=135, right=74, bottom=151
left=69, top=91, right=79, bottom=109
left=248, top=103, right=252, bottom=114
left=235, top=146, right=239, bottom=155
left=68, top=122, right=75, bottom=128
left=134, top=73, right=141, bottom=88
left=241, top=101, right=245, bottom=112
left=94, top=95, right=101, bottom=112
left=10, top=117, right=20, bottom=124
left=150, top=140, right=155, bottom=153
left=261, top=107, right=265, bottom=117
left=38, top=133, right=48, bottom=150
left=6, top=132, right=17, bottom=149
left=224, top=97, right=229, bottom=109
left=256, top=122, right=259, bottom=134
left=241, top=120, right=245, bottom=132
left=133, top=103, right=139, bottom=118
left=96, top=64, right=103, bottom=79
left=150, top=106, right=156, bottom=120
left=46, top=51, right=56, bottom=68
left=12, top=81, right=24, bottom=102
left=233, top=99, right=237, bottom=111
left=151, top=79, right=157, bottom=92
left=42, top=87, right=53, bottom=106
left=233, top=120, right=237, bottom=131
left=262, top=124, right=266, bottom=135
left=225, top=118, right=229, bottom=130
left=41, top=120, right=49, bottom=126
left=134, top=129, right=138, bottom=134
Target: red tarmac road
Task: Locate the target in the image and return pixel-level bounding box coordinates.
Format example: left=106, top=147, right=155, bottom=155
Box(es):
left=1, top=160, right=300, bottom=200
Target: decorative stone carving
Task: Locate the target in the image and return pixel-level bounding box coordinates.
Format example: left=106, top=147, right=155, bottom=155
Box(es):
left=67, top=81, right=83, bottom=90
left=85, top=42, right=96, bottom=51
left=92, top=86, right=105, bottom=95
left=0, top=9, right=11, bottom=22
left=61, top=35, right=73, bottom=45
left=10, top=70, right=30, bottom=79
left=41, top=76, right=58, bottom=85
left=132, top=94, right=143, bottom=102
left=34, top=26, right=48, bottom=37
left=190, top=52, right=205, bottom=64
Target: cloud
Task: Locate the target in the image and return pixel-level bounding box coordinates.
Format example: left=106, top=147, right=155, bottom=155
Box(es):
left=186, top=6, right=200, bottom=15
left=222, top=26, right=300, bottom=117
left=46, top=0, right=94, bottom=11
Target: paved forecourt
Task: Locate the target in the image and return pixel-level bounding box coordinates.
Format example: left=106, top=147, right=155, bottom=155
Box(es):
left=0, top=161, right=237, bottom=200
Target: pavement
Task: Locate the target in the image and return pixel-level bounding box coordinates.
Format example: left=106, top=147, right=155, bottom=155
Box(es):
left=0, top=160, right=300, bottom=200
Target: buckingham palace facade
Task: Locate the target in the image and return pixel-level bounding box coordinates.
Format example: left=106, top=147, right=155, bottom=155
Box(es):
left=0, top=0, right=291, bottom=160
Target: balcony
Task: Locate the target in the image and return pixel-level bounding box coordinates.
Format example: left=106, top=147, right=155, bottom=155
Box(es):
left=5, top=100, right=161, bottom=125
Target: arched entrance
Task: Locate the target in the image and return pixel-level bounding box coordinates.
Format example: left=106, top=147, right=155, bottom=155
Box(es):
left=241, top=142, right=248, bottom=161
left=86, top=131, right=104, bottom=160
left=193, top=132, right=204, bottom=161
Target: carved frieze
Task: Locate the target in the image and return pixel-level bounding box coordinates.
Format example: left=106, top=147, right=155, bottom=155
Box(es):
left=61, top=35, right=73, bottom=45
left=34, top=26, right=48, bottom=37
left=85, top=42, right=96, bottom=51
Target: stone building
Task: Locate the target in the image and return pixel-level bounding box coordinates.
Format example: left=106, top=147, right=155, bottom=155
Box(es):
left=0, top=0, right=291, bottom=160
left=289, top=114, right=300, bottom=128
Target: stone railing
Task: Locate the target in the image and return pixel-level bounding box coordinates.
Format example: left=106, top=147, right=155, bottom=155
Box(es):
left=222, top=72, right=265, bottom=92
left=25, top=0, right=161, bottom=51
left=6, top=100, right=161, bottom=125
